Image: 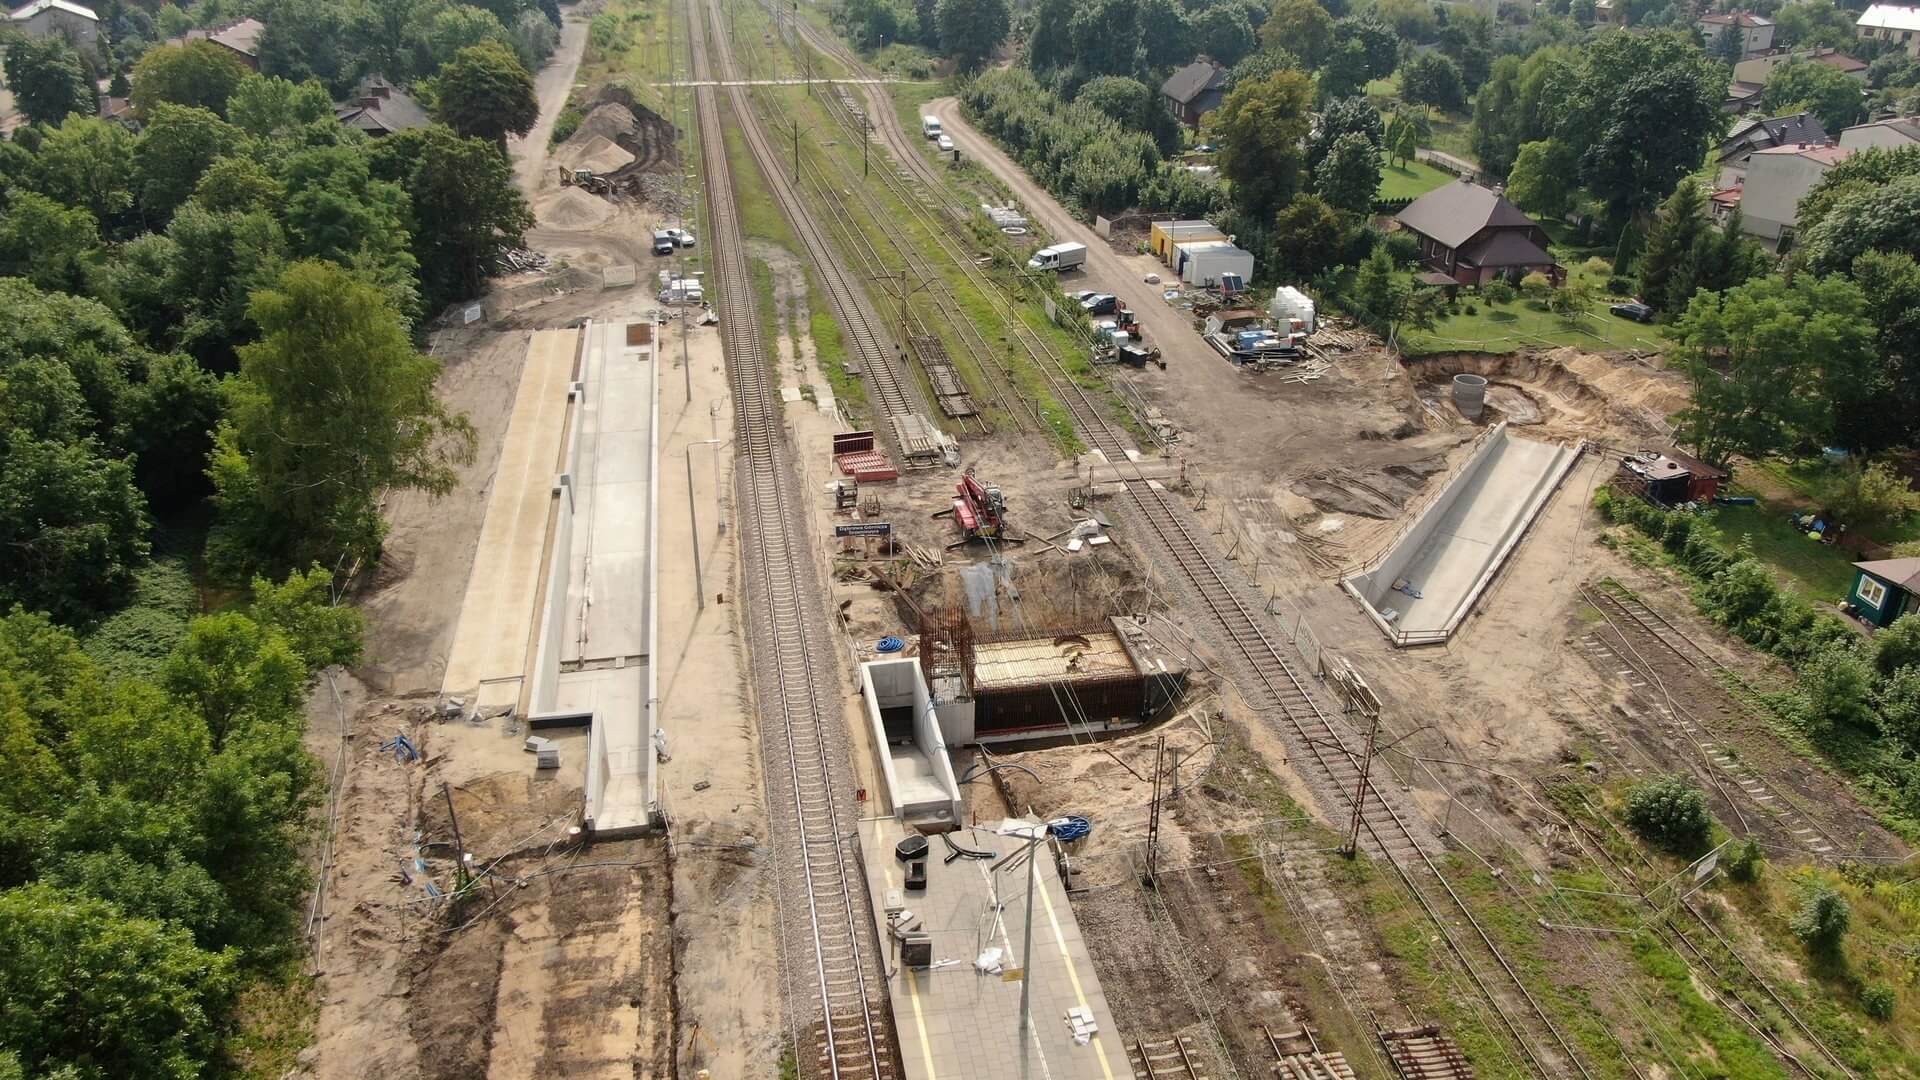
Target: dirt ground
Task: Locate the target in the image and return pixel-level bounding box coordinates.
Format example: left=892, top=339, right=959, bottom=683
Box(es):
left=303, top=8, right=700, bottom=1077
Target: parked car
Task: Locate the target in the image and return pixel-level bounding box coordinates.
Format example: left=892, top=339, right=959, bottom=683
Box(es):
left=1066, top=289, right=1096, bottom=305
left=937, top=134, right=955, bottom=152
left=1610, top=301, right=1654, bottom=323
left=651, top=230, right=674, bottom=256
left=664, top=227, right=696, bottom=248
left=1080, top=293, right=1118, bottom=316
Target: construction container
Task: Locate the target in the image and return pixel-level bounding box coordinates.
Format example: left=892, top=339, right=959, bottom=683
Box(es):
left=1175, top=240, right=1255, bottom=287
left=1452, top=374, right=1487, bottom=419
left=1269, top=285, right=1316, bottom=334
left=1149, top=219, right=1225, bottom=263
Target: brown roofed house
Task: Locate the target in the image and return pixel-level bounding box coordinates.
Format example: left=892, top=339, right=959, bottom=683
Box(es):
left=1160, top=58, right=1228, bottom=127
left=165, top=17, right=265, bottom=70
left=334, top=75, right=430, bottom=136
left=1393, top=179, right=1562, bottom=287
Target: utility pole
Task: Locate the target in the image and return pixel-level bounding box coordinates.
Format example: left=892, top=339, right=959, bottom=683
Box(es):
left=1144, top=735, right=1165, bottom=884
left=862, top=112, right=869, bottom=178
left=791, top=119, right=801, bottom=183
left=1018, top=825, right=1042, bottom=1036
left=1328, top=658, right=1384, bottom=859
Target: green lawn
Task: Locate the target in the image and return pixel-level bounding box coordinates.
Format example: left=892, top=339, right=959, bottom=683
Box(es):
left=1700, top=499, right=1861, bottom=602
left=1402, top=295, right=1665, bottom=354
left=1379, top=159, right=1454, bottom=200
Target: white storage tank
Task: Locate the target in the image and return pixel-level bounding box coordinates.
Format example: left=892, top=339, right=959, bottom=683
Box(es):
left=1269, top=286, right=1315, bottom=334
left=1175, top=240, right=1255, bottom=287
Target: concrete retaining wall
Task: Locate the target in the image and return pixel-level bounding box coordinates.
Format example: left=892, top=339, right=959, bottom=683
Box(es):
left=1344, top=424, right=1580, bottom=645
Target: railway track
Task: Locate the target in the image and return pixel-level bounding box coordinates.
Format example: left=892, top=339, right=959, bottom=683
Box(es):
left=1578, top=582, right=1846, bottom=860
left=688, top=4, right=897, bottom=1077
left=735, top=14, right=1596, bottom=1077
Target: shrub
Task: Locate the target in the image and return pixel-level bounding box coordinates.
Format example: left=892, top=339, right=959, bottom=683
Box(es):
left=1862, top=982, right=1897, bottom=1020
left=550, top=105, right=583, bottom=145
left=1790, top=883, right=1850, bottom=954
left=1606, top=275, right=1633, bottom=297
left=1876, top=613, right=1920, bottom=674
left=1625, top=775, right=1712, bottom=853
left=1581, top=255, right=1612, bottom=278
left=1819, top=460, right=1919, bottom=536
left=1520, top=271, right=1552, bottom=303
left=1796, top=641, right=1876, bottom=737
left=1464, top=303, right=1478, bottom=315
left=1482, top=279, right=1515, bottom=305
left=1723, top=838, right=1763, bottom=883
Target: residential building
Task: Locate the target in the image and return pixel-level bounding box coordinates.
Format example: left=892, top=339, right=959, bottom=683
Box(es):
left=1160, top=58, right=1227, bottom=128
left=1715, top=112, right=1827, bottom=188
left=1840, top=114, right=1920, bottom=149
left=164, top=17, right=266, bottom=71
left=1708, top=186, right=1743, bottom=226
left=7, top=0, right=99, bottom=48
left=334, top=75, right=429, bottom=136
left=1858, top=3, right=1920, bottom=57
left=1849, top=558, right=1920, bottom=627
left=1724, top=80, right=1767, bottom=113
left=1739, top=142, right=1852, bottom=248
left=1394, top=179, right=1562, bottom=286
left=1699, top=11, right=1776, bottom=56
left=1733, top=47, right=1869, bottom=87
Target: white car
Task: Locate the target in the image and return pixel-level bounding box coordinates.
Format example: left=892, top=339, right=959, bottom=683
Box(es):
left=937, top=134, right=955, bottom=152
left=663, top=227, right=697, bottom=248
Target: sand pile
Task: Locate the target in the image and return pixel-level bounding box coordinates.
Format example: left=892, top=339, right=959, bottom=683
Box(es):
left=558, top=133, right=636, bottom=176
left=543, top=185, right=614, bottom=229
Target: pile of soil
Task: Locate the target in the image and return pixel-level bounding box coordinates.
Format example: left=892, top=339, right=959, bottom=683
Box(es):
left=1289, top=459, right=1447, bottom=518
left=553, top=84, right=680, bottom=181
left=544, top=186, right=614, bottom=229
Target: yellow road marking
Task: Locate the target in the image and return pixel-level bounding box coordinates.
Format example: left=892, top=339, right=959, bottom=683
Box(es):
left=1036, top=850, right=1115, bottom=1079
left=873, top=819, right=938, bottom=1079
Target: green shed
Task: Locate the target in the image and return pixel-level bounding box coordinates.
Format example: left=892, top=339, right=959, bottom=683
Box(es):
left=1849, top=558, right=1920, bottom=628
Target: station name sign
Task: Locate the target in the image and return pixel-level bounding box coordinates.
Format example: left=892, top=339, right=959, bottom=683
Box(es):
left=835, top=522, right=893, bottom=538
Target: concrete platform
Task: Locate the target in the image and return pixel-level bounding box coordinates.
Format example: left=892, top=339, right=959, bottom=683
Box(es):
left=552, top=319, right=660, bottom=834
left=862, top=817, right=1120, bottom=1080
left=440, top=328, right=581, bottom=703
left=1344, top=424, right=1580, bottom=645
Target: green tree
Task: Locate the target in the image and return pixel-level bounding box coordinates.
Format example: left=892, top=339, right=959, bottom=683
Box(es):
left=1336, top=12, right=1398, bottom=77
left=0, top=431, right=150, bottom=621
left=1797, top=640, right=1875, bottom=736
left=1636, top=177, right=1706, bottom=313
left=134, top=103, right=242, bottom=221
left=425, top=4, right=514, bottom=69
left=0, top=884, right=234, bottom=1080
left=1399, top=51, right=1464, bottom=110
left=192, top=155, right=286, bottom=213
left=256, top=0, right=357, bottom=88
left=1623, top=774, right=1711, bottom=852
left=1799, top=173, right=1920, bottom=274
left=1269, top=192, right=1345, bottom=278
left=1761, top=59, right=1869, bottom=132
left=249, top=565, right=364, bottom=670
left=226, top=74, right=335, bottom=140
left=1670, top=274, right=1876, bottom=461
left=1314, top=130, right=1380, bottom=212
left=1470, top=54, right=1524, bottom=176
left=1261, top=0, right=1333, bottom=65
left=280, top=144, right=420, bottom=316
left=114, top=352, right=224, bottom=510
left=29, top=118, right=138, bottom=226
left=1504, top=139, right=1576, bottom=218
left=1873, top=613, right=1920, bottom=676
left=433, top=40, right=538, bottom=145
left=1877, top=667, right=1920, bottom=746
left=936, top=0, right=1011, bottom=69
left=1796, top=145, right=1920, bottom=238
left=2, top=37, right=92, bottom=126
left=1853, top=249, right=1920, bottom=446
left=1773, top=0, right=1857, bottom=49
left=129, top=41, right=253, bottom=117
left=0, top=192, right=99, bottom=293
left=1559, top=31, right=1726, bottom=227
left=1075, top=75, right=1180, bottom=153
left=209, top=260, right=475, bottom=573
left=1192, top=3, right=1257, bottom=67
left=163, top=203, right=291, bottom=364
left=1316, top=38, right=1372, bottom=100
left=1349, top=244, right=1440, bottom=345
left=1206, top=68, right=1314, bottom=217
left=1790, top=883, right=1850, bottom=954
left=368, top=125, right=534, bottom=310
left=1818, top=460, right=1918, bottom=535
left=1306, top=95, right=1381, bottom=172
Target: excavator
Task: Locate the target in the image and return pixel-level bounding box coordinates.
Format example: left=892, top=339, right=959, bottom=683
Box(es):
left=933, top=473, right=1023, bottom=550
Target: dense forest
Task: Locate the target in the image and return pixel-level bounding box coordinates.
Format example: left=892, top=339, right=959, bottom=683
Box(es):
left=0, top=0, right=548, bottom=1073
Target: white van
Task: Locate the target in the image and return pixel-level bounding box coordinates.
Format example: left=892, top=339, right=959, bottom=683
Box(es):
left=922, top=115, right=942, bottom=139
left=1025, top=242, right=1087, bottom=272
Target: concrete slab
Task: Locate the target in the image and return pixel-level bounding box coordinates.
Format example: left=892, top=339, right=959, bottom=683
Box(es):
left=1345, top=424, right=1580, bottom=644
left=559, top=320, right=659, bottom=835
left=862, top=817, right=1121, bottom=1080
left=440, top=328, right=581, bottom=698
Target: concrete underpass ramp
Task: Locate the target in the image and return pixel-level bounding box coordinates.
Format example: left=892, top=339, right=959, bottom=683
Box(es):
left=1343, top=423, right=1581, bottom=645
left=441, top=328, right=582, bottom=708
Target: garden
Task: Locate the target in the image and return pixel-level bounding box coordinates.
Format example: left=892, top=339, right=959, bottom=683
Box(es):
left=1401, top=256, right=1667, bottom=355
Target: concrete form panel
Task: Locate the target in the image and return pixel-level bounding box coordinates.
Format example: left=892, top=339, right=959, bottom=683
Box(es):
left=1344, top=424, right=1581, bottom=645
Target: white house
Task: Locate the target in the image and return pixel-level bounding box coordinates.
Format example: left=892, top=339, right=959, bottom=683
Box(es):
left=1840, top=115, right=1920, bottom=149
left=6, top=0, right=99, bottom=49
left=1858, top=3, right=1920, bottom=58
left=1739, top=142, right=1852, bottom=248
left=1699, top=11, right=1775, bottom=56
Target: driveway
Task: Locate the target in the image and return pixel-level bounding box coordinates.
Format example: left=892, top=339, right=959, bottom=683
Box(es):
left=511, top=10, right=592, bottom=198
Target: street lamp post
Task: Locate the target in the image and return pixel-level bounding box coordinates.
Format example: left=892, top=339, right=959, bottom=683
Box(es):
left=685, top=438, right=727, bottom=611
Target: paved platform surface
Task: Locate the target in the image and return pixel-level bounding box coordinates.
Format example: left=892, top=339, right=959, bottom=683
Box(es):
left=441, top=328, right=580, bottom=699
left=862, top=818, right=1121, bottom=1080
left=561, top=320, right=657, bottom=833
